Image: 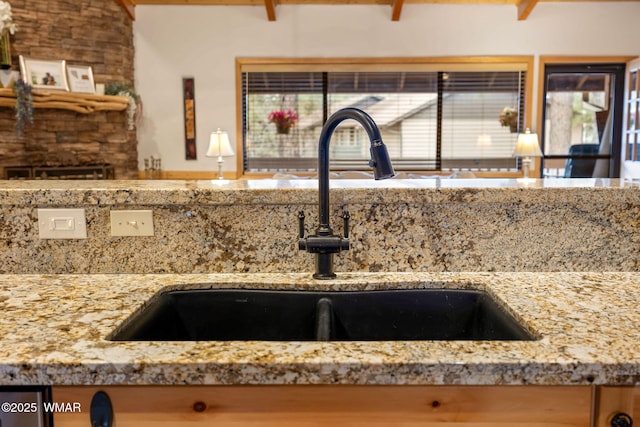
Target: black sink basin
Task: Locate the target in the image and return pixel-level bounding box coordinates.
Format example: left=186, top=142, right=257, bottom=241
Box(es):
left=109, top=289, right=535, bottom=342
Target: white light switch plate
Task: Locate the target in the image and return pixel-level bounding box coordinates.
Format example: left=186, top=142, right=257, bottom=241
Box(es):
left=110, top=210, right=154, bottom=236
left=37, top=208, right=87, bottom=239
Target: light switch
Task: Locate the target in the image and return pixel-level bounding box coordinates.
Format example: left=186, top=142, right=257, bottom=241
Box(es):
left=37, top=208, right=87, bottom=239
left=110, top=210, right=154, bottom=237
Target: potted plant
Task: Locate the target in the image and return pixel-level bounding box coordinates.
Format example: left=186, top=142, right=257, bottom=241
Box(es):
left=268, top=109, right=298, bottom=134
left=105, top=82, right=141, bottom=130
left=13, top=78, right=33, bottom=136
left=499, top=107, right=519, bottom=133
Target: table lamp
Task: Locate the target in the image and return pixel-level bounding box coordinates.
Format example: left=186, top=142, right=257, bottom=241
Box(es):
left=206, top=129, right=234, bottom=180
left=513, top=128, right=542, bottom=180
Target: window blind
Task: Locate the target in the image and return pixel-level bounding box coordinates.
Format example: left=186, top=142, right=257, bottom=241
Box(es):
left=242, top=66, right=526, bottom=173
left=441, top=71, right=524, bottom=170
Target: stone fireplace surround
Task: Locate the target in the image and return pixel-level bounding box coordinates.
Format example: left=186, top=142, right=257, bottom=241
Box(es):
left=0, top=0, right=136, bottom=179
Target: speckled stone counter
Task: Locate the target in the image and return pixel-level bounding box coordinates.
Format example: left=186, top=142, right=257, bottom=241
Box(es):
left=0, top=272, right=638, bottom=386
left=0, top=178, right=639, bottom=274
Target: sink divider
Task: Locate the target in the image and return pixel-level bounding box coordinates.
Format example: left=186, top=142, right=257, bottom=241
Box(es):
left=315, top=298, right=333, bottom=341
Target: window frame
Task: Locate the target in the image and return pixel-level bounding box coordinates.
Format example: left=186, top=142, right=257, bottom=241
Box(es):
left=622, top=57, right=640, bottom=180
left=236, top=56, right=534, bottom=178
left=536, top=56, right=636, bottom=179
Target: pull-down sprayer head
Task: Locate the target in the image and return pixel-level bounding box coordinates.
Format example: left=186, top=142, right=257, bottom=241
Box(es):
left=369, top=140, right=395, bottom=180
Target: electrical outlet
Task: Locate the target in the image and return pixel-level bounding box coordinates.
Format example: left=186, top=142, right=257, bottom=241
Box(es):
left=37, top=208, right=87, bottom=239
left=110, top=210, right=154, bottom=237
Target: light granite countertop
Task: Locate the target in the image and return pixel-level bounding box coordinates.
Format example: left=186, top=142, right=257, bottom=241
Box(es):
left=0, top=272, right=639, bottom=386
left=1, top=178, right=638, bottom=206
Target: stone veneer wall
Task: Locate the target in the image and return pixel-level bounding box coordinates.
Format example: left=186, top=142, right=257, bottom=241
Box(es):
left=0, top=0, right=137, bottom=179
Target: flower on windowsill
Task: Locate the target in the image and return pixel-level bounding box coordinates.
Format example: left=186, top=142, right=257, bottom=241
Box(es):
left=499, top=107, right=518, bottom=132
left=268, top=109, right=298, bottom=134
left=0, top=1, right=16, bottom=36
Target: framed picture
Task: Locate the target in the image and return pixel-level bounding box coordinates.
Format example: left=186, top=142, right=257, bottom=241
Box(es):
left=66, top=64, right=95, bottom=94
left=19, top=56, right=69, bottom=91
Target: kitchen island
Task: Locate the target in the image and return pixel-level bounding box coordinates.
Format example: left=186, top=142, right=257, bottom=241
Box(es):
left=1, top=178, right=639, bottom=424
left=0, top=272, right=638, bottom=425
left=0, top=272, right=638, bottom=386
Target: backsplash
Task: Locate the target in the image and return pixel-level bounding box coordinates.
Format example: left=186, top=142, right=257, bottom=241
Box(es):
left=0, top=179, right=638, bottom=274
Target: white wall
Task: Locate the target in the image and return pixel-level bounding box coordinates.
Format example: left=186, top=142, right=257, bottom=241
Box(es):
left=133, top=2, right=640, bottom=175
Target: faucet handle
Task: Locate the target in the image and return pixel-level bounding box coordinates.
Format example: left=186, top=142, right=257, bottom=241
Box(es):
left=342, top=210, right=350, bottom=239
left=298, top=211, right=306, bottom=239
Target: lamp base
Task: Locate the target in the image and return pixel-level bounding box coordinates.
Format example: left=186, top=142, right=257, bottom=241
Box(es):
left=517, top=157, right=537, bottom=184
left=217, top=157, right=225, bottom=180
left=521, top=157, right=532, bottom=179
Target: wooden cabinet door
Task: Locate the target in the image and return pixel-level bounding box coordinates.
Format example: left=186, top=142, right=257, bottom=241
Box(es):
left=53, top=385, right=591, bottom=427
left=595, top=386, right=640, bottom=427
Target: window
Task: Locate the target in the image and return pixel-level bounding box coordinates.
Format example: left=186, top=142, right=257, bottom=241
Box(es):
left=624, top=59, right=640, bottom=163
left=238, top=58, right=532, bottom=175
left=539, top=63, right=626, bottom=178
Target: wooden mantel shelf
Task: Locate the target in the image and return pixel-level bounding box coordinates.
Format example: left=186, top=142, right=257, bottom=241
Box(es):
left=0, top=88, right=130, bottom=114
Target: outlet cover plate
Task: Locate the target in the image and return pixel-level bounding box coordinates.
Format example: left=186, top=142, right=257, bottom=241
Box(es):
left=38, top=208, right=87, bottom=239
left=110, top=210, right=154, bottom=237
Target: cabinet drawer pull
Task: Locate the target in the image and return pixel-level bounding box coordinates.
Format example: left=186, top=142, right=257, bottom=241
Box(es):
left=193, top=401, right=207, bottom=412
left=610, top=412, right=633, bottom=427
left=90, top=391, right=113, bottom=427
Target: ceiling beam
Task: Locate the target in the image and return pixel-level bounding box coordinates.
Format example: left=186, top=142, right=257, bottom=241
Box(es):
left=517, top=0, right=538, bottom=20
left=265, top=0, right=277, bottom=21
left=115, top=0, right=136, bottom=20
left=391, top=0, right=404, bottom=21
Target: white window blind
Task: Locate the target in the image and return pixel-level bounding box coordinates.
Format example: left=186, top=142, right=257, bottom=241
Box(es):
left=242, top=66, right=526, bottom=173
left=441, top=71, right=524, bottom=170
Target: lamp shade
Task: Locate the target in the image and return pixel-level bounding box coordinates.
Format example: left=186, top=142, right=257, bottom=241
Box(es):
left=513, top=128, right=542, bottom=157
left=206, top=129, right=234, bottom=157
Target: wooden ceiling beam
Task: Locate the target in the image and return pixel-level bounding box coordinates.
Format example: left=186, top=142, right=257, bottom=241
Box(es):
left=115, top=0, right=136, bottom=20
left=517, top=0, right=538, bottom=20
left=119, top=0, right=633, bottom=22
left=265, top=0, right=277, bottom=21
left=391, top=0, right=404, bottom=21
